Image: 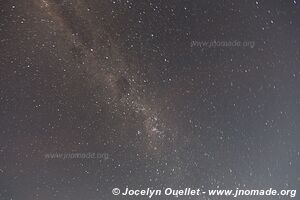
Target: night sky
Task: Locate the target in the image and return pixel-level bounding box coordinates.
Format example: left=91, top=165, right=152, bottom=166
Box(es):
left=0, top=0, right=300, bottom=199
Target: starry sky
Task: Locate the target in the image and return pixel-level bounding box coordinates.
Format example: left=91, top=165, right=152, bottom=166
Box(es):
left=0, top=0, right=300, bottom=199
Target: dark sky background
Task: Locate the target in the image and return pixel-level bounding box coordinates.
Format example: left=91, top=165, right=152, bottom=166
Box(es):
left=0, top=0, right=299, bottom=199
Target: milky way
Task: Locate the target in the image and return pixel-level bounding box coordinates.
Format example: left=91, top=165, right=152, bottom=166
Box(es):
left=33, top=0, right=177, bottom=154
left=0, top=0, right=299, bottom=199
